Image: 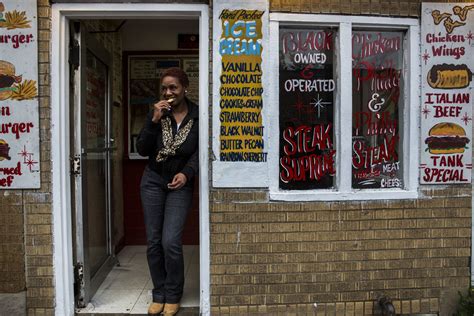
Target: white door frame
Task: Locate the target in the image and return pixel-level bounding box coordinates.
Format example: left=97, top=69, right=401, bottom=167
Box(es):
left=51, top=4, right=210, bottom=316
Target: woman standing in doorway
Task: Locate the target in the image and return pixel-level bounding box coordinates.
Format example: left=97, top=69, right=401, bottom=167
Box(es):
left=137, top=67, right=198, bottom=316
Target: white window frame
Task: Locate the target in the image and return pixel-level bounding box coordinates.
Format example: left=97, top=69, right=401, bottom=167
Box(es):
left=268, top=13, right=420, bottom=201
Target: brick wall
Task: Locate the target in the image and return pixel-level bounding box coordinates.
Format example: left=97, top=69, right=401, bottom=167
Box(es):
left=209, top=188, right=471, bottom=315
left=0, top=192, right=25, bottom=292
left=21, top=1, right=55, bottom=315
left=270, top=0, right=472, bottom=17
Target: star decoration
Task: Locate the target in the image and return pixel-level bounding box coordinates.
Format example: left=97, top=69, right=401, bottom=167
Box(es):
left=422, top=50, right=430, bottom=65
left=461, top=112, right=472, bottom=126
left=17, top=146, right=38, bottom=172
left=25, top=154, right=38, bottom=172
left=421, top=105, right=431, bottom=119
left=18, top=145, right=29, bottom=159
left=310, top=94, right=332, bottom=118
left=467, top=30, right=473, bottom=45
left=290, top=95, right=306, bottom=119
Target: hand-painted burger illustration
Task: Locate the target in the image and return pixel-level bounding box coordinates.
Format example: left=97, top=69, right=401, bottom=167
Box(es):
left=427, top=64, right=472, bottom=89
left=0, top=60, right=22, bottom=101
left=0, top=139, right=11, bottom=161
left=425, top=122, right=470, bottom=154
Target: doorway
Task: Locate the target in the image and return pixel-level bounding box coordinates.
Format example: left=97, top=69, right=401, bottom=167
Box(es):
left=51, top=4, right=210, bottom=316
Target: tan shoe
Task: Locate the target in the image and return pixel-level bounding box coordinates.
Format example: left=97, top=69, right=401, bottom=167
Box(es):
left=148, top=302, right=164, bottom=315
left=163, top=303, right=180, bottom=315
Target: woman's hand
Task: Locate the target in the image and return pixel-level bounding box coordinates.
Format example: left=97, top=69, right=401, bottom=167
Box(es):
left=151, top=100, right=172, bottom=123
left=167, top=173, right=187, bottom=190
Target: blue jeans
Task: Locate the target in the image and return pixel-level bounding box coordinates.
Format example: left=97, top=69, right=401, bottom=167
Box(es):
left=140, top=166, right=193, bottom=304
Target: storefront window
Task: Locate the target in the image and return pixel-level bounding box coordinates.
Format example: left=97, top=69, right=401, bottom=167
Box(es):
left=352, top=30, right=404, bottom=189
left=279, top=26, right=336, bottom=190
left=270, top=15, right=419, bottom=200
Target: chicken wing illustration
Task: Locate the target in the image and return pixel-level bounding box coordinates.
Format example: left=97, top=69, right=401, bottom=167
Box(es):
left=444, top=17, right=465, bottom=34
left=453, top=5, right=474, bottom=21
left=431, top=10, right=451, bottom=25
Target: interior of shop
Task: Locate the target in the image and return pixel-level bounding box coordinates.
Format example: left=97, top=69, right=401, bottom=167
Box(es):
left=70, top=18, right=200, bottom=313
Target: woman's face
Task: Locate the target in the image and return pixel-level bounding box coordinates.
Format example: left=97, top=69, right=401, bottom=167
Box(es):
left=161, top=76, right=186, bottom=106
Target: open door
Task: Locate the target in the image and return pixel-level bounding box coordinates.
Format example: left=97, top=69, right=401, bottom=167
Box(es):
left=70, top=22, right=116, bottom=308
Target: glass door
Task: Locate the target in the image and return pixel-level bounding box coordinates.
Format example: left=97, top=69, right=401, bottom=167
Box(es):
left=71, top=22, right=116, bottom=308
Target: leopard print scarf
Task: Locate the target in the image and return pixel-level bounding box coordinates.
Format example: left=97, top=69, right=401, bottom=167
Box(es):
left=155, top=116, right=194, bottom=162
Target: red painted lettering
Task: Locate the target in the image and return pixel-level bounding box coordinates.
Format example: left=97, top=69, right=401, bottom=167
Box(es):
left=1, top=107, right=11, bottom=116
left=0, top=176, right=14, bottom=187
left=353, top=111, right=397, bottom=136
left=430, top=154, right=464, bottom=167
left=282, top=31, right=333, bottom=54
left=423, top=167, right=468, bottom=182
left=432, top=45, right=465, bottom=60
left=433, top=105, right=462, bottom=118
left=0, top=33, right=34, bottom=49
left=279, top=150, right=336, bottom=183
left=353, top=59, right=400, bottom=92
left=282, top=124, right=333, bottom=155
left=352, top=135, right=399, bottom=170
left=0, top=122, right=34, bottom=139
left=352, top=32, right=401, bottom=60
left=425, top=93, right=470, bottom=104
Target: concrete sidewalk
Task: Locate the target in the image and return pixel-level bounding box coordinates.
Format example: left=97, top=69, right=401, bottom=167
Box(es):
left=0, top=291, right=26, bottom=316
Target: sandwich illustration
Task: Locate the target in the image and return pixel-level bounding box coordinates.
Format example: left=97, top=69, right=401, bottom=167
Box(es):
left=425, top=122, right=470, bottom=154
left=427, top=64, right=472, bottom=89
left=0, top=139, right=11, bottom=161
left=0, top=60, right=21, bottom=100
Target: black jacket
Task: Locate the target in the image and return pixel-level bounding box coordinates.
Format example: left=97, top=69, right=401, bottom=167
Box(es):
left=136, top=99, right=199, bottom=187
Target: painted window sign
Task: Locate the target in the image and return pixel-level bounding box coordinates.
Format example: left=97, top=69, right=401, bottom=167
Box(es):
left=218, top=8, right=267, bottom=163
left=420, top=3, right=473, bottom=184
left=0, top=0, right=39, bottom=188
left=279, top=27, right=336, bottom=190
left=351, top=31, right=404, bottom=189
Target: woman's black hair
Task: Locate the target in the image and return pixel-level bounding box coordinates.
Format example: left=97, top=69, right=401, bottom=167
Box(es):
left=161, top=67, right=190, bottom=87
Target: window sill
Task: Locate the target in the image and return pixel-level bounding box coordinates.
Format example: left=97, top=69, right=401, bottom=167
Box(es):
left=269, top=189, right=418, bottom=201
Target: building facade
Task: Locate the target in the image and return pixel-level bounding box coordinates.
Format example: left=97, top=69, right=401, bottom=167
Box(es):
left=0, top=0, right=473, bottom=315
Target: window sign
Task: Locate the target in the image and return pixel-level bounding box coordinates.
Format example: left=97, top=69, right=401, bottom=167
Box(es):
left=420, top=3, right=473, bottom=184
left=212, top=0, right=269, bottom=187
left=351, top=31, right=404, bottom=189
left=0, top=0, right=40, bottom=188
left=279, top=27, right=336, bottom=190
